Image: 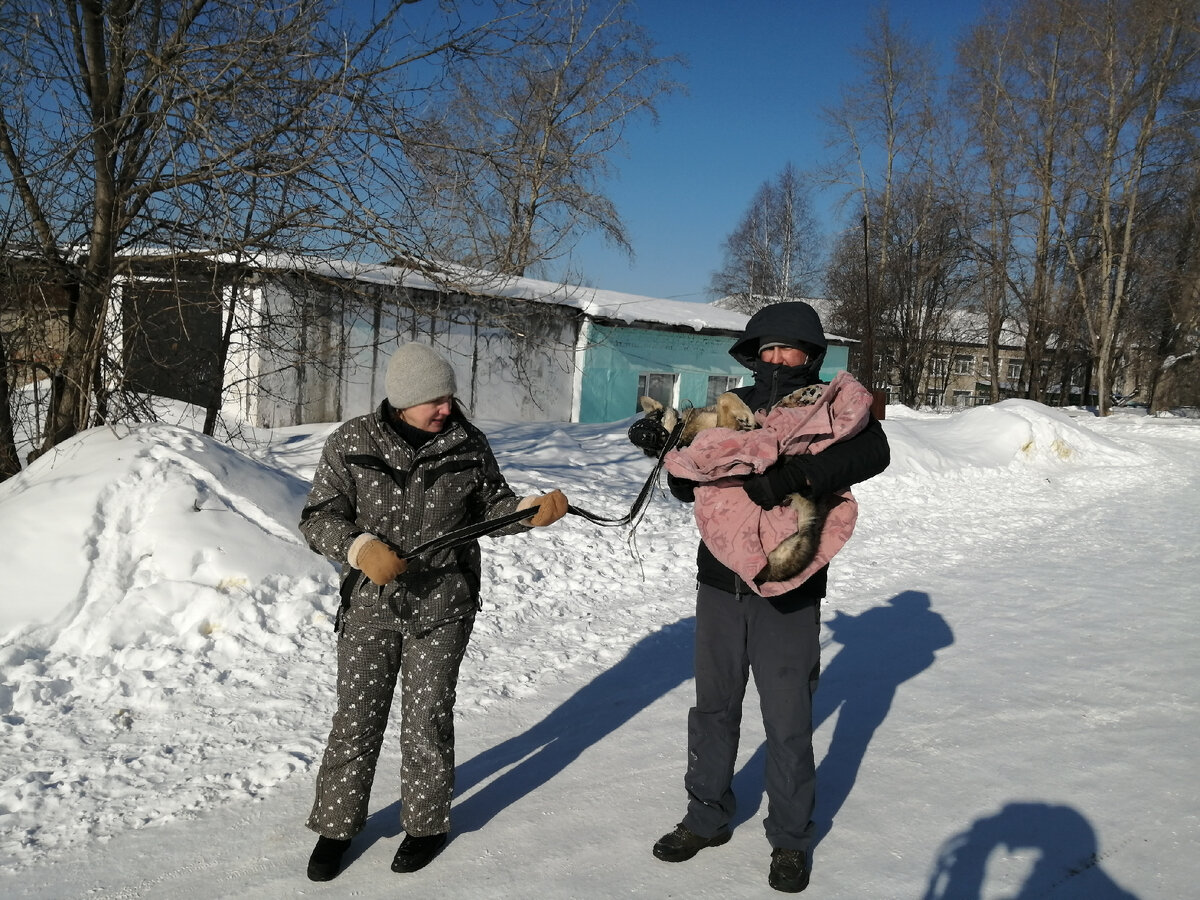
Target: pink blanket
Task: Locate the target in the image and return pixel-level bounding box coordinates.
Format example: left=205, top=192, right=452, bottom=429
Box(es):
left=664, top=371, right=874, bottom=597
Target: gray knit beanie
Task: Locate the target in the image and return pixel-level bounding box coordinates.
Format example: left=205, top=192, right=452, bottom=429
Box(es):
left=385, top=342, right=457, bottom=409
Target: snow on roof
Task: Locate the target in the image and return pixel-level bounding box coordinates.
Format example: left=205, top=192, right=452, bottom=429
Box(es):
left=253, top=253, right=751, bottom=334
left=715, top=294, right=854, bottom=344
left=940, top=308, right=1027, bottom=347
left=720, top=294, right=1023, bottom=348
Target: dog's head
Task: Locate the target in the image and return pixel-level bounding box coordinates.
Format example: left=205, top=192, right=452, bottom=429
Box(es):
left=639, top=396, right=682, bottom=431
left=628, top=396, right=679, bottom=457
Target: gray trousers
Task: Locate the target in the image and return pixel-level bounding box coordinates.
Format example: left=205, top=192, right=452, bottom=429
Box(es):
left=682, top=583, right=822, bottom=851
left=307, top=615, right=474, bottom=840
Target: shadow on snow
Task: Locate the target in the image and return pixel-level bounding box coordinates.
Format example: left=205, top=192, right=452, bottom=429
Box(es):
left=449, top=615, right=697, bottom=833
left=356, top=590, right=955, bottom=860
left=731, top=590, right=955, bottom=841
left=923, top=802, right=1139, bottom=899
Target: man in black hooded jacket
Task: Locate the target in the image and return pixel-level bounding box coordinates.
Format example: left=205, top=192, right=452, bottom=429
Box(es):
left=647, top=301, right=890, bottom=893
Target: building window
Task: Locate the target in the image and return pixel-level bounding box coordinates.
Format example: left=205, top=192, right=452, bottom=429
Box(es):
left=954, top=355, right=974, bottom=375
left=953, top=390, right=972, bottom=407
left=980, top=359, right=991, bottom=378
left=705, top=375, right=741, bottom=406
left=925, top=389, right=943, bottom=407
left=1008, top=359, right=1023, bottom=380
left=636, top=372, right=678, bottom=412
left=930, top=356, right=948, bottom=376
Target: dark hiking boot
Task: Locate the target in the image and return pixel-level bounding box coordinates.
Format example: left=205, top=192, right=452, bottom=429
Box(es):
left=391, top=832, right=448, bottom=873
left=768, top=847, right=810, bottom=893
left=306, top=835, right=351, bottom=882
left=652, top=823, right=732, bottom=862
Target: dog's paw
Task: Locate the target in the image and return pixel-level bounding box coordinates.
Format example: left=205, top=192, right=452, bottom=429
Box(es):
left=715, top=392, right=756, bottom=431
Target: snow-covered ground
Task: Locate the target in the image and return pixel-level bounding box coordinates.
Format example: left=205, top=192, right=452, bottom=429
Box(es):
left=1, top=400, right=1197, bottom=899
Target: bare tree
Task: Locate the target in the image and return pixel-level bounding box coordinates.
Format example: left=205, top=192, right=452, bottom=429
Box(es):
left=822, top=7, right=944, bottom=386
left=823, top=177, right=971, bottom=408
left=1060, top=0, right=1198, bottom=414
left=0, top=328, right=18, bottom=480
left=953, top=15, right=1026, bottom=403
left=824, top=8, right=940, bottom=286
left=888, top=184, right=971, bottom=406
left=409, top=0, right=679, bottom=277
left=0, top=0, right=607, bottom=470
left=710, top=163, right=822, bottom=314
left=1118, top=134, right=1200, bottom=411
left=953, top=1, right=1080, bottom=403
left=956, top=0, right=1200, bottom=414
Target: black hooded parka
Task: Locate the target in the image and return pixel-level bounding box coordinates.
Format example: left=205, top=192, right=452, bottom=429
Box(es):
left=670, top=302, right=890, bottom=609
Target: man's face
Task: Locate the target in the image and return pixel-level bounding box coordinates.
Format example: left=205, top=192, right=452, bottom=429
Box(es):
left=759, top=345, right=809, bottom=367
left=400, top=395, right=454, bottom=432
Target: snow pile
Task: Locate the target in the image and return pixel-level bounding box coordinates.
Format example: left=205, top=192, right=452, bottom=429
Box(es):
left=0, top=425, right=338, bottom=857
left=880, top=399, right=1139, bottom=475
left=0, top=403, right=1197, bottom=899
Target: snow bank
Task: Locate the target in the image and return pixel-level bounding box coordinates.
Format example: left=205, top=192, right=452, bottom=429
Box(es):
left=880, top=399, right=1139, bottom=476
left=0, top=402, right=1195, bottom=900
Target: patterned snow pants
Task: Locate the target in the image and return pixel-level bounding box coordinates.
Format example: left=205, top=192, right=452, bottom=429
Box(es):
left=306, top=615, right=474, bottom=840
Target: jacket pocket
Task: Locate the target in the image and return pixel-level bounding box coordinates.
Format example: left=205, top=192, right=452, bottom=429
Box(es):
left=421, top=457, right=482, bottom=489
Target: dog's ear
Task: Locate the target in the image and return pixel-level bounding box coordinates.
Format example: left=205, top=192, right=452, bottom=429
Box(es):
left=638, top=396, right=663, bottom=414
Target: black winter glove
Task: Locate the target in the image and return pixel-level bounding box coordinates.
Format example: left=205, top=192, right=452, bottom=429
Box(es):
left=666, top=472, right=697, bottom=503
left=744, top=459, right=812, bottom=510
left=743, top=472, right=782, bottom=510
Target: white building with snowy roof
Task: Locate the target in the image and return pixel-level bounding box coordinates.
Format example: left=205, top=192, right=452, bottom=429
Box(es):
left=118, top=254, right=851, bottom=426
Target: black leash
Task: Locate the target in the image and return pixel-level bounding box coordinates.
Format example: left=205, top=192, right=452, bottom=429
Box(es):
left=398, top=416, right=686, bottom=560
left=565, top=416, right=685, bottom=528
left=402, top=504, right=545, bottom=559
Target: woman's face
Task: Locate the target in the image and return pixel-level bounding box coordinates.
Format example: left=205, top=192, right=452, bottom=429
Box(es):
left=400, top=395, right=454, bottom=432
left=759, top=345, right=809, bottom=367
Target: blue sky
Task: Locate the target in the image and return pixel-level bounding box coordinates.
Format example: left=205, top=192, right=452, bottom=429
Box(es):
left=554, top=0, right=989, bottom=302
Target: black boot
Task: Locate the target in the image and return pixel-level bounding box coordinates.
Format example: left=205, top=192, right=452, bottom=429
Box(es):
left=391, top=832, right=448, bottom=873
left=652, top=823, right=732, bottom=862
left=768, top=847, right=810, bottom=893
left=307, top=835, right=352, bottom=882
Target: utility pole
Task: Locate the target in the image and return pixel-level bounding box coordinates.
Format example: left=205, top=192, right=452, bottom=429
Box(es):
left=861, top=215, right=885, bottom=419
left=861, top=216, right=876, bottom=386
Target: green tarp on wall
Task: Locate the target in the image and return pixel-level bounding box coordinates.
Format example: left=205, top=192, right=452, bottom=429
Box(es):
left=577, top=321, right=849, bottom=423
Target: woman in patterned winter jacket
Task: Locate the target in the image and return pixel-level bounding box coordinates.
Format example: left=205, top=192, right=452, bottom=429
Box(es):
left=299, top=342, right=568, bottom=883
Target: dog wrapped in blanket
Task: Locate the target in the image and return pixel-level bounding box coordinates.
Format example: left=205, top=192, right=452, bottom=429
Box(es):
left=633, top=383, right=831, bottom=584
